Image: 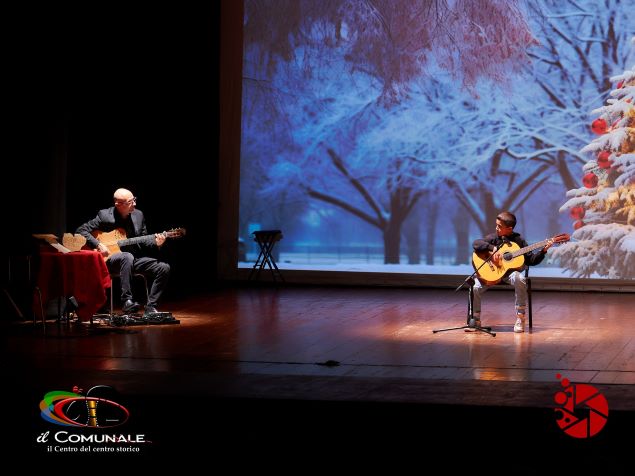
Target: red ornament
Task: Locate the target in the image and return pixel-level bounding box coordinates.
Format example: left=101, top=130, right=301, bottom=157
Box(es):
left=591, top=118, right=607, bottom=135
left=597, top=150, right=612, bottom=169
left=617, top=80, right=624, bottom=89
left=573, top=220, right=585, bottom=230
left=583, top=172, right=598, bottom=188
left=569, top=206, right=585, bottom=220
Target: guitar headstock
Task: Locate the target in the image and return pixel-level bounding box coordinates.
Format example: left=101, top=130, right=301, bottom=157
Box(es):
left=549, top=233, right=570, bottom=245
left=164, top=228, right=186, bottom=239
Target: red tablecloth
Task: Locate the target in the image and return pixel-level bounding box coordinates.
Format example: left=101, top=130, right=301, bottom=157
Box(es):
left=35, top=250, right=111, bottom=321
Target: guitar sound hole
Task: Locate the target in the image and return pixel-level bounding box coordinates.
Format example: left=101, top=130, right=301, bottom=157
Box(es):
left=502, top=252, right=513, bottom=261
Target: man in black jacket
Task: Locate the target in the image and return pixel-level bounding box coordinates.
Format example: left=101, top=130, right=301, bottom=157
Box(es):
left=76, top=188, right=170, bottom=316
left=471, top=211, right=552, bottom=333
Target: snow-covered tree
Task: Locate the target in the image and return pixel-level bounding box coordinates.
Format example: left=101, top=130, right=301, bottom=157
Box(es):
left=242, top=0, right=537, bottom=263
left=244, top=0, right=535, bottom=102
left=446, top=0, right=635, bottom=237
left=523, top=0, right=634, bottom=191
left=553, top=37, right=635, bottom=278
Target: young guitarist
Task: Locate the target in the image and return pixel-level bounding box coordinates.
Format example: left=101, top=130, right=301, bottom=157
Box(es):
left=76, top=188, right=170, bottom=316
left=471, top=211, right=553, bottom=333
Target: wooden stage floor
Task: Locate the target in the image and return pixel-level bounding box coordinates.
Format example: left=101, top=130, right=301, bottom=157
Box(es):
left=3, top=285, right=634, bottom=468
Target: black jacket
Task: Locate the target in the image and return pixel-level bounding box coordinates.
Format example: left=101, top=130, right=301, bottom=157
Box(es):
left=473, top=231, right=546, bottom=267
left=76, top=207, right=154, bottom=257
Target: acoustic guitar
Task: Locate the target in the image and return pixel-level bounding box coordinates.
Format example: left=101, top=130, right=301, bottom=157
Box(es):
left=91, top=227, right=186, bottom=261
left=472, top=233, right=569, bottom=285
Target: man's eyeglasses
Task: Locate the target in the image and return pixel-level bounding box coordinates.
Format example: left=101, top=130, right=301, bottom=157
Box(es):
left=117, top=197, right=137, bottom=206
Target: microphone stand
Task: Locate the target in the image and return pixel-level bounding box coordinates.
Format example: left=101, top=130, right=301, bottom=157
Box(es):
left=432, top=242, right=508, bottom=337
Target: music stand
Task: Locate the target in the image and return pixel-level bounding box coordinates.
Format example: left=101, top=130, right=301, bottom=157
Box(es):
left=432, top=244, right=506, bottom=337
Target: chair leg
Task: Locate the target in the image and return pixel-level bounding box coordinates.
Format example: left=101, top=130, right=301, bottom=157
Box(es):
left=136, top=274, right=149, bottom=305
left=34, top=286, right=45, bottom=326
left=527, top=277, right=532, bottom=328
left=3, top=287, right=24, bottom=319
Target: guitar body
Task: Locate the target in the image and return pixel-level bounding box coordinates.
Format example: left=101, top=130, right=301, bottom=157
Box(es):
left=90, top=227, right=186, bottom=262
left=472, top=233, right=569, bottom=285
left=91, top=229, right=128, bottom=261
left=472, top=241, right=525, bottom=285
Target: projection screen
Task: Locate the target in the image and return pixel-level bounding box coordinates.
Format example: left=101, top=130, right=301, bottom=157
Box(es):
left=237, top=0, right=635, bottom=286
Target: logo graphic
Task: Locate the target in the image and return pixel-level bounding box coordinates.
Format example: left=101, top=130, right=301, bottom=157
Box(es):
left=553, top=373, right=609, bottom=438
left=39, top=385, right=129, bottom=428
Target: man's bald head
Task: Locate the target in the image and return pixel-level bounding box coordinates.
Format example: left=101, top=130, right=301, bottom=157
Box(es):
left=113, top=188, right=136, bottom=217
left=114, top=188, right=134, bottom=202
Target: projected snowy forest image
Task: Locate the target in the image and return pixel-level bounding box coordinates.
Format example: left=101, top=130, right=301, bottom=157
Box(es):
left=239, top=0, right=635, bottom=280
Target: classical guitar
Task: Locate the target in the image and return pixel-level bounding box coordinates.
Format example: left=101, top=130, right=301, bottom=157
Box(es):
left=91, top=227, right=186, bottom=261
left=472, top=233, right=570, bottom=285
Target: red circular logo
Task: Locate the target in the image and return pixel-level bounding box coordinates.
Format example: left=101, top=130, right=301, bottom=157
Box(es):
left=554, top=374, right=609, bottom=438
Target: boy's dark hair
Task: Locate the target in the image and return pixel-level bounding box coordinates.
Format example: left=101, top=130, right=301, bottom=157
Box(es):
left=497, top=211, right=517, bottom=229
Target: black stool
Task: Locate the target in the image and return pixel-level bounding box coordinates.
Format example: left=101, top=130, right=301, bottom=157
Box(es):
left=248, top=230, right=284, bottom=282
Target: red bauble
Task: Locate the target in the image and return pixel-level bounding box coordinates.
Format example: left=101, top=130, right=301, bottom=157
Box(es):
left=591, top=118, right=607, bottom=135
left=617, top=80, right=624, bottom=89
left=569, top=206, right=585, bottom=220
left=583, top=172, right=598, bottom=188
left=573, top=220, right=585, bottom=230
left=597, top=150, right=612, bottom=169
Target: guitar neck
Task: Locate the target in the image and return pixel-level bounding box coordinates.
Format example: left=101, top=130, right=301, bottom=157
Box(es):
left=119, top=234, right=156, bottom=247
left=509, top=239, right=549, bottom=258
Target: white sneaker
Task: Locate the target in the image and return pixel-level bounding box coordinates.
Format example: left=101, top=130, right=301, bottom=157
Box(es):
left=513, top=315, right=525, bottom=333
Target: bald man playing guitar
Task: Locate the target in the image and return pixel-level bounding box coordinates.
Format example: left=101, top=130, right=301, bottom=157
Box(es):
left=76, top=188, right=172, bottom=316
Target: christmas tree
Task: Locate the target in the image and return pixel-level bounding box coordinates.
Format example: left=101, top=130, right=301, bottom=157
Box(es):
left=553, top=37, right=635, bottom=279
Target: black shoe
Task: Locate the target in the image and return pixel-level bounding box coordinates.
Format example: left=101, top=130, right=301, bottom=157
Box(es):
left=122, top=299, right=141, bottom=313
left=144, top=305, right=158, bottom=316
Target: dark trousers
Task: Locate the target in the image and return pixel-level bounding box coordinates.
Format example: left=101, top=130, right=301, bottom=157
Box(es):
left=107, top=252, right=170, bottom=307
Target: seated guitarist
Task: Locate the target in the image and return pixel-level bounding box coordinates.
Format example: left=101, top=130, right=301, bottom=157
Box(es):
left=471, top=211, right=552, bottom=333
left=76, top=188, right=170, bottom=316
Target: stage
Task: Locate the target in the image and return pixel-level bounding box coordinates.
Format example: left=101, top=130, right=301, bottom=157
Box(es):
left=3, top=285, right=634, bottom=469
